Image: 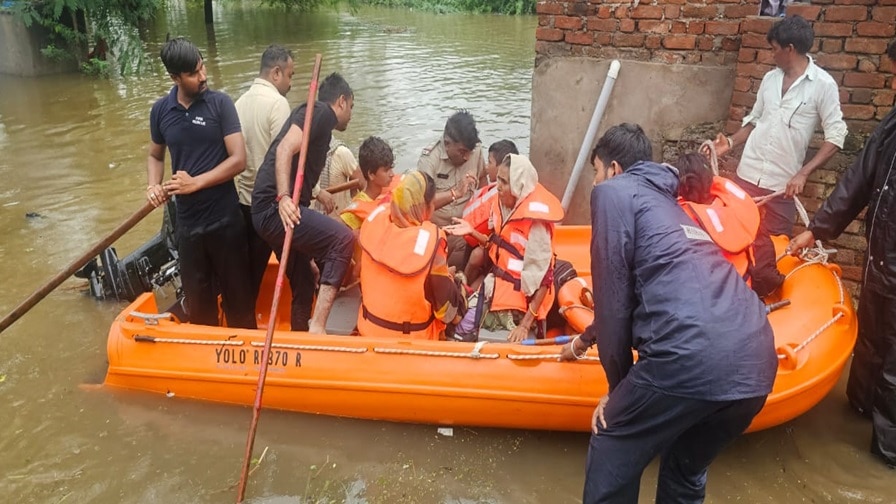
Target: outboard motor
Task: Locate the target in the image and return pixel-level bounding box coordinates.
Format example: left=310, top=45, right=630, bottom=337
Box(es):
left=76, top=200, right=181, bottom=302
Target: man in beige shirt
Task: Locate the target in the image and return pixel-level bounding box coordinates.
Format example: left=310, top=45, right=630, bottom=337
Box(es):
left=417, top=110, right=486, bottom=268
left=310, top=137, right=361, bottom=218
left=235, top=44, right=294, bottom=300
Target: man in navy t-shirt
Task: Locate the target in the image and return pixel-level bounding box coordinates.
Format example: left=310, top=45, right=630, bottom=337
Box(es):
left=251, top=73, right=355, bottom=334
left=145, top=37, right=256, bottom=329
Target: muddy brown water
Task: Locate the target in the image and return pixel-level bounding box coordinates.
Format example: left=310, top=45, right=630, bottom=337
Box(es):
left=0, top=2, right=894, bottom=502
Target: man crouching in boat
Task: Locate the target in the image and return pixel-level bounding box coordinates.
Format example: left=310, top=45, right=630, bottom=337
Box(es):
left=357, top=171, right=467, bottom=340
left=559, top=123, right=777, bottom=503
left=445, top=154, right=564, bottom=343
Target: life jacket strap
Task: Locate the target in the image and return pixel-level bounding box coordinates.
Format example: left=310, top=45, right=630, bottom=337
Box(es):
left=362, top=305, right=435, bottom=334
left=492, top=265, right=522, bottom=291
left=490, top=234, right=523, bottom=260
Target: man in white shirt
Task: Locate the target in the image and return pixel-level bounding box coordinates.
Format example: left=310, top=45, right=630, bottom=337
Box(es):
left=235, top=44, right=294, bottom=301
left=709, top=15, right=847, bottom=237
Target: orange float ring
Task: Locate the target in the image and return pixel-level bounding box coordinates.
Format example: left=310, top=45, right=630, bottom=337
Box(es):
left=557, top=276, right=594, bottom=334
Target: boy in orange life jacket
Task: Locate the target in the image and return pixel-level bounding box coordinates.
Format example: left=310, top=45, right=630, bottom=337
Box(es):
left=462, top=139, right=520, bottom=288
left=357, top=171, right=467, bottom=340
left=446, top=154, right=564, bottom=342
left=340, top=136, right=396, bottom=230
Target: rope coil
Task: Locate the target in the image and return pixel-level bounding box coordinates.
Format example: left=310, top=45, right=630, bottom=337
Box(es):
left=134, top=334, right=243, bottom=346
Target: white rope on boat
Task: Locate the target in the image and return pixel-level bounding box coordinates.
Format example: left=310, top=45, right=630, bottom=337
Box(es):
left=249, top=341, right=367, bottom=353
left=507, top=353, right=600, bottom=362
left=134, top=335, right=244, bottom=346
left=775, top=265, right=848, bottom=360
left=374, top=341, right=498, bottom=359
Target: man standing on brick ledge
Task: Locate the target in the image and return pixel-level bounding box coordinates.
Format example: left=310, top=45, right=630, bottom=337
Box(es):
left=709, top=15, right=847, bottom=238
left=788, top=41, right=896, bottom=469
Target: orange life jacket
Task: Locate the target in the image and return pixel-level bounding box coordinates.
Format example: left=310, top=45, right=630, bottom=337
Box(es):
left=488, top=184, right=565, bottom=319
left=679, top=176, right=760, bottom=284
left=357, top=205, right=446, bottom=339
left=340, top=177, right=401, bottom=223
left=461, top=182, right=497, bottom=247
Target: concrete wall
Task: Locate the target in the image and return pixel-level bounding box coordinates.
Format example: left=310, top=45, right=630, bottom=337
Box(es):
left=531, top=58, right=735, bottom=224
left=0, top=11, right=79, bottom=77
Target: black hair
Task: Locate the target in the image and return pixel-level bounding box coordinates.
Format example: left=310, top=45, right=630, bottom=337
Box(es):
left=674, top=152, right=714, bottom=205
left=488, top=140, right=519, bottom=165
left=444, top=110, right=480, bottom=151
left=888, top=39, right=896, bottom=62
left=767, top=15, right=814, bottom=55
left=318, top=72, right=353, bottom=104
left=358, top=136, right=394, bottom=181
left=160, top=37, right=203, bottom=76
left=590, top=123, right=652, bottom=171
left=422, top=172, right=437, bottom=205
left=260, top=44, right=293, bottom=74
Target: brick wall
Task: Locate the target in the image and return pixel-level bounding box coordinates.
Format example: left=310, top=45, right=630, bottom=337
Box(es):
left=535, top=0, right=896, bottom=295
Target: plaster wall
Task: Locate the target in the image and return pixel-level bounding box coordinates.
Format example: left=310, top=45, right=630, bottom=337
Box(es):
left=0, top=11, right=78, bottom=77
left=530, top=57, right=735, bottom=223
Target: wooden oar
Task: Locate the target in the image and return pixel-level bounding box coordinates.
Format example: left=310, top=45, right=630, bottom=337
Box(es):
left=324, top=178, right=361, bottom=195
left=236, top=53, right=323, bottom=504
left=0, top=201, right=156, bottom=334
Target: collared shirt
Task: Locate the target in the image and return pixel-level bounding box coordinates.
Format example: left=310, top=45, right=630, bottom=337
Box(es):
left=150, top=86, right=242, bottom=228
left=738, top=56, right=847, bottom=191
left=417, top=139, right=485, bottom=227
left=234, top=78, right=291, bottom=206
left=310, top=139, right=358, bottom=217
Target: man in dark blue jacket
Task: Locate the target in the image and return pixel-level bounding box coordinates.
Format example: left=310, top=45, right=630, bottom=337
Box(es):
left=561, top=123, right=778, bottom=503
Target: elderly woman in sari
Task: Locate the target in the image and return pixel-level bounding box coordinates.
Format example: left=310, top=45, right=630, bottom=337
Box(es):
left=446, top=154, right=564, bottom=342
left=357, top=171, right=467, bottom=340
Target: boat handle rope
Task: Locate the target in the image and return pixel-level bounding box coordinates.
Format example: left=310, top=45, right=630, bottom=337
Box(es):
left=374, top=341, right=498, bottom=359
left=249, top=341, right=367, bottom=354
left=130, top=311, right=178, bottom=326
left=776, top=264, right=848, bottom=360
left=134, top=334, right=244, bottom=346
left=507, top=353, right=600, bottom=362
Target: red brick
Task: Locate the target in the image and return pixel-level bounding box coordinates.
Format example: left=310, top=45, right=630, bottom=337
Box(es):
left=787, top=4, right=823, bottom=20
left=822, top=39, right=843, bottom=53
left=687, top=21, right=705, bottom=34
left=596, top=5, right=612, bottom=18
left=824, top=6, right=870, bottom=21
left=536, top=27, right=564, bottom=42
left=620, top=18, right=636, bottom=32
left=665, top=5, right=681, bottom=19
left=729, top=105, right=746, bottom=122
left=639, top=20, right=671, bottom=34
left=856, top=22, right=896, bottom=37
left=738, top=48, right=756, bottom=62
left=832, top=0, right=877, bottom=4
left=663, top=34, right=697, bottom=50
left=751, top=79, right=764, bottom=93
left=613, top=33, right=645, bottom=47
left=845, top=37, right=891, bottom=54
left=723, top=5, right=758, bottom=18
left=682, top=5, right=717, bottom=18
left=721, top=36, right=740, bottom=52
left=841, top=104, right=876, bottom=120
left=851, top=88, right=873, bottom=104
left=733, top=76, right=752, bottom=92
left=878, top=106, right=893, bottom=120
left=815, top=53, right=859, bottom=70
left=697, top=35, right=715, bottom=51
left=881, top=57, right=895, bottom=73
left=587, top=18, right=616, bottom=31
left=827, top=70, right=845, bottom=85
left=843, top=72, right=887, bottom=88
left=883, top=0, right=896, bottom=5
left=654, top=51, right=684, bottom=65
left=671, top=21, right=688, bottom=34
left=664, top=0, right=687, bottom=4
left=756, top=50, right=775, bottom=65
left=839, top=89, right=851, bottom=103
left=858, top=58, right=878, bottom=73
left=631, top=5, right=663, bottom=19
left=814, top=22, right=855, bottom=37
left=705, top=20, right=740, bottom=35
left=538, top=17, right=550, bottom=27
left=741, top=32, right=769, bottom=49
left=645, top=34, right=662, bottom=49
left=594, top=32, right=612, bottom=45
left=740, top=17, right=776, bottom=33
left=872, top=6, right=896, bottom=22
left=554, top=16, right=583, bottom=30
left=873, top=90, right=896, bottom=106
left=740, top=62, right=774, bottom=79
left=565, top=31, right=593, bottom=46
left=535, top=2, right=563, bottom=15
left=614, top=6, right=627, bottom=18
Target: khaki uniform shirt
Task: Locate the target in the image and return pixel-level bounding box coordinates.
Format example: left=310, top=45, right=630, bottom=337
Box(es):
left=234, top=78, right=291, bottom=205
left=416, top=139, right=485, bottom=227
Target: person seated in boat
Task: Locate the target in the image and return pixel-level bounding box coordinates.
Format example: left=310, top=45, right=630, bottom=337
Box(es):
left=310, top=137, right=362, bottom=218
left=417, top=110, right=487, bottom=269
left=445, top=154, right=564, bottom=343
left=357, top=171, right=467, bottom=340
left=340, top=136, right=397, bottom=230
left=461, top=139, right=520, bottom=289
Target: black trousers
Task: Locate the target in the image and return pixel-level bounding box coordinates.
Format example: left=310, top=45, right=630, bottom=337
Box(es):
left=240, top=204, right=273, bottom=306
left=847, top=287, right=896, bottom=466
left=733, top=175, right=797, bottom=237
left=253, top=203, right=354, bottom=331
left=176, top=207, right=257, bottom=329
left=583, top=379, right=767, bottom=504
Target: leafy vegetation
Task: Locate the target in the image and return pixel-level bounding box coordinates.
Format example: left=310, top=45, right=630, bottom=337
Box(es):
left=358, top=0, right=534, bottom=15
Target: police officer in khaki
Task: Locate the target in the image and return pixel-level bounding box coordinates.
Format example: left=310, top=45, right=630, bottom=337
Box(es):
left=417, top=110, right=486, bottom=268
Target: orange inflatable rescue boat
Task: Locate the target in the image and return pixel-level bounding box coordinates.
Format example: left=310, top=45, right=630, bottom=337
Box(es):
left=104, top=228, right=856, bottom=433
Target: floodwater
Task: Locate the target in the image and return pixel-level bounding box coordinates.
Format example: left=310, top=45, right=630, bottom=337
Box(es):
left=0, top=2, right=893, bottom=502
